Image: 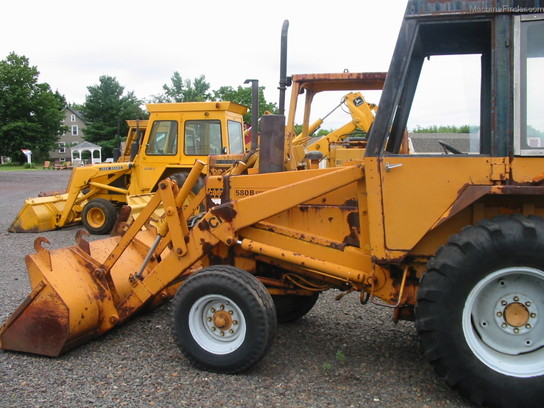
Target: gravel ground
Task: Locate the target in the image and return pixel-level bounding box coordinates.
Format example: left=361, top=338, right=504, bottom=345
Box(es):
left=0, top=170, right=473, bottom=408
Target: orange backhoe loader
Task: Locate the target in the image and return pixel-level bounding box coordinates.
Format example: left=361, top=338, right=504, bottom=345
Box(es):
left=2, top=2, right=544, bottom=408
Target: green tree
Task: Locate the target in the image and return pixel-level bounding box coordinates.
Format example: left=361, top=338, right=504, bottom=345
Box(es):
left=152, top=72, right=212, bottom=103
left=411, top=124, right=473, bottom=133
left=212, top=85, right=277, bottom=123
left=81, top=75, right=145, bottom=157
left=0, top=52, right=65, bottom=162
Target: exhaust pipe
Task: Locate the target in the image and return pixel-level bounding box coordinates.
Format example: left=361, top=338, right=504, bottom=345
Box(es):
left=278, top=19, right=290, bottom=116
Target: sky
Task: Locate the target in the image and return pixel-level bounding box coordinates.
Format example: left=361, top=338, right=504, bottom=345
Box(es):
left=1, top=0, right=408, bottom=129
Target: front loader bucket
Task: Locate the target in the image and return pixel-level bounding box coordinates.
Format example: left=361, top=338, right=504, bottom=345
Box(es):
left=0, top=231, right=157, bottom=356
left=8, top=193, right=78, bottom=233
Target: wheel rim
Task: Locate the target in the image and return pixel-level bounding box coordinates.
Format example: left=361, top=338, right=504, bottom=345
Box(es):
left=188, top=294, right=246, bottom=355
left=463, top=266, right=544, bottom=377
left=86, top=207, right=105, bottom=228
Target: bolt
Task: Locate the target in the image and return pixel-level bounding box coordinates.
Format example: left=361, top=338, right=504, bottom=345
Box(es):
left=211, top=308, right=216, bottom=313
left=514, top=328, right=520, bottom=334
left=526, top=324, right=532, bottom=329
left=531, top=313, right=537, bottom=318
left=514, top=296, right=520, bottom=302
left=233, top=320, right=238, bottom=325
left=207, top=317, right=212, bottom=322
left=526, top=301, right=532, bottom=307
left=502, top=323, right=508, bottom=328
left=220, top=331, right=225, bottom=337
left=229, top=310, right=233, bottom=315
left=502, top=300, right=508, bottom=306
left=229, top=329, right=234, bottom=334
left=497, top=312, right=503, bottom=317
left=211, top=327, right=216, bottom=331
left=220, top=304, right=224, bottom=310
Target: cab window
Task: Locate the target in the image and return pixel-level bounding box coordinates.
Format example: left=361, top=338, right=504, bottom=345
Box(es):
left=386, top=21, right=491, bottom=155
left=146, top=121, right=178, bottom=155
left=516, top=18, right=544, bottom=155
left=185, top=120, right=222, bottom=155
left=228, top=120, right=244, bottom=154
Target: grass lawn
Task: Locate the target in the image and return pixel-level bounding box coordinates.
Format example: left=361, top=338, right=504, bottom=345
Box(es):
left=0, top=164, right=40, bottom=171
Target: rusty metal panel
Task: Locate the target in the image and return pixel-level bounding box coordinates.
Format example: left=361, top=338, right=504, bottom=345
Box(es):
left=406, top=0, right=543, bottom=16
left=406, top=0, right=497, bottom=15
left=291, top=72, right=386, bottom=93
left=259, top=115, right=285, bottom=174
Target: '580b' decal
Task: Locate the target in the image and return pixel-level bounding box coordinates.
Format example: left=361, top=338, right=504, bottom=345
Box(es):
left=234, top=189, right=265, bottom=197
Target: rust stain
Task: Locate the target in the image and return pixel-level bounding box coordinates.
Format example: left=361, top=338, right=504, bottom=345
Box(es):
left=1, top=297, right=69, bottom=356
left=342, top=211, right=360, bottom=247
left=211, top=203, right=237, bottom=222
left=198, top=219, right=210, bottom=231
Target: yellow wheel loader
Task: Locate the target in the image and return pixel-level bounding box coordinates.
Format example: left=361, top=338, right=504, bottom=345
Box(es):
left=2, top=2, right=544, bottom=408
left=8, top=101, right=247, bottom=234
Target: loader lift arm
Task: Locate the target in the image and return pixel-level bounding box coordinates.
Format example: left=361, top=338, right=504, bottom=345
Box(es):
left=0, top=157, right=366, bottom=356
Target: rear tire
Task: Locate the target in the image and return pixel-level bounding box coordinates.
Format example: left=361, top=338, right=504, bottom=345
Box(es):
left=81, top=198, right=118, bottom=235
left=416, top=215, right=544, bottom=408
left=273, top=293, right=319, bottom=323
left=172, top=265, right=276, bottom=373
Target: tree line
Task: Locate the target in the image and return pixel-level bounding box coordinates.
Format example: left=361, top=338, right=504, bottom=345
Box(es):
left=0, top=52, right=277, bottom=162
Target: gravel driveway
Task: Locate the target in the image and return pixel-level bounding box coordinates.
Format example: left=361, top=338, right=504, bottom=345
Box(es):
left=0, top=170, right=472, bottom=408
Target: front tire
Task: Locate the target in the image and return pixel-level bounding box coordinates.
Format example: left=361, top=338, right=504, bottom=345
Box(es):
left=172, top=265, right=276, bottom=373
left=416, top=215, right=544, bottom=408
left=81, top=198, right=118, bottom=235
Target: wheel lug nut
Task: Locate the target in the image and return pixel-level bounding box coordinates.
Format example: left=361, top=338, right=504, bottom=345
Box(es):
left=526, top=324, right=532, bottom=329
left=514, top=296, right=520, bottom=302
left=229, top=310, right=234, bottom=315
left=502, top=323, right=508, bottom=328
left=220, top=331, right=225, bottom=336
left=233, top=320, right=238, bottom=325
left=514, top=328, right=520, bottom=334
left=207, top=317, right=212, bottom=322
left=531, top=313, right=537, bottom=318
left=229, top=329, right=234, bottom=334
left=210, top=308, right=216, bottom=313
left=502, top=300, right=508, bottom=306
left=526, top=301, right=531, bottom=307
left=496, top=312, right=503, bottom=317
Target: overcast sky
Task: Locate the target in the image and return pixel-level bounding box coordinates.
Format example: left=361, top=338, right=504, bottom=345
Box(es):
left=1, top=1, right=406, bottom=123
left=3, top=1, right=488, bottom=131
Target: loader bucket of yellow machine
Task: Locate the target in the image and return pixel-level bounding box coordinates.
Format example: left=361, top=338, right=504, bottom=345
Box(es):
left=8, top=193, right=80, bottom=233
left=0, top=231, right=157, bottom=356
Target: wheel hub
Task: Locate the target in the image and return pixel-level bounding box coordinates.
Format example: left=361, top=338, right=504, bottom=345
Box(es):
left=213, top=310, right=233, bottom=330
left=494, top=293, right=538, bottom=335
left=87, top=208, right=105, bottom=228
left=504, top=303, right=529, bottom=327
left=203, top=301, right=240, bottom=341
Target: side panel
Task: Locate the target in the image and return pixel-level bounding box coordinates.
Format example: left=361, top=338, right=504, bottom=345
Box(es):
left=371, top=156, right=496, bottom=253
